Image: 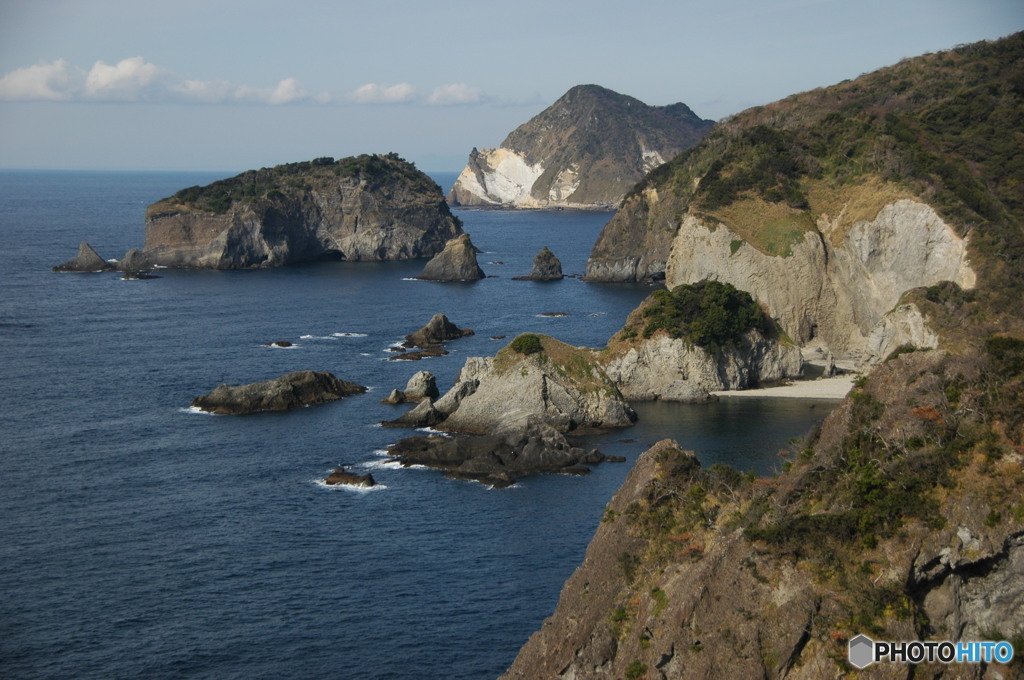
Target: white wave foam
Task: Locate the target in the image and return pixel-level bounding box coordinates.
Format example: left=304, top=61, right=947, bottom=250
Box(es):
left=360, top=459, right=403, bottom=471
left=178, top=406, right=217, bottom=416
left=313, top=479, right=387, bottom=492
left=360, top=353, right=371, bottom=356
left=401, top=277, right=422, bottom=281
left=415, top=427, right=452, bottom=437
left=332, top=332, right=368, bottom=338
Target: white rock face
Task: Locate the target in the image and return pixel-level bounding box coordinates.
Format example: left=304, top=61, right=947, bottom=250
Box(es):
left=865, top=303, right=939, bottom=365
left=665, top=199, right=975, bottom=365
left=439, top=354, right=636, bottom=433
left=449, top=148, right=547, bottom=208
left=603, top=331, right=803, bottom=401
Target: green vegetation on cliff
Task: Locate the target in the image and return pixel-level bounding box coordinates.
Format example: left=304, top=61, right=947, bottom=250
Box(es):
left=153, top=153, right=444, bottom=216
left=604, top=32, right=1024, bottom=282
left=619, top=280, right=776, bottom=351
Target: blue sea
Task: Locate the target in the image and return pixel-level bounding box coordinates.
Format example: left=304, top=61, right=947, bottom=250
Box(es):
left=0, top=170, right=838, bottom=680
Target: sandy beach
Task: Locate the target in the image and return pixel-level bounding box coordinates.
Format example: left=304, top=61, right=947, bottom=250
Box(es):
left=713, top=374, right=856, bottom=400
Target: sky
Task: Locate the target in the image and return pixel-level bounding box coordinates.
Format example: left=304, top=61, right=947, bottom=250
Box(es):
left=0, top=0, right=1021, bottom=173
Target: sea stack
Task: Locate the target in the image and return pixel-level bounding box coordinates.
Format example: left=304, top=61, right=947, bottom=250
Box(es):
left=52, top=242, right=116, bottom=272
left=513, top=246, right=564, bottom=281
left=417, top=234, right=485, bottom=281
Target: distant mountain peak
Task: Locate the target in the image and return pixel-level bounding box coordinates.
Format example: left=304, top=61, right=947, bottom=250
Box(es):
left=448, top=84, right=714, bottom=209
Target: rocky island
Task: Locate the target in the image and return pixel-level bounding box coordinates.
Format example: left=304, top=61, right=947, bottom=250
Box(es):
left=448, top=84, right=714, bottom=210
left=139, top=153, right=462, bottom=269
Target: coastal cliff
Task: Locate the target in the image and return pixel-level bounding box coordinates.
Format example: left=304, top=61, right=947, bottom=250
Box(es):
left=448, top=85, right=713, bottom=210
left=501, top=344, right=1024, bottom=680
left=143, top=154, right=462, bottom=268
left=503, top=33, right=1024, bottom=679
left=584, top=34, right=1022, bottom=371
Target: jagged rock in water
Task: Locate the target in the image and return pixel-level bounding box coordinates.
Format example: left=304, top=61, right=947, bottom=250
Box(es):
left=140, top=154, right=462, bottom=269
left=416, top=234, right=485, bottom=281
left=191, top=370, right=366, bottom=414
left=381, top=389, right=405, bottom=405
left=52, top=242, right=115, bottom=272
left=512, top=246, right=564, bottom=281
left=448, top=84, right=713, bottom=209
left=382, top=398, right=444, bottom=428
left=324, top=467, right=375, bottom=488
left=117, top=248, right=152, bottom=272
left=403, top=313, right=474, bottom=348
left=401, top=371, right=439, bottom=402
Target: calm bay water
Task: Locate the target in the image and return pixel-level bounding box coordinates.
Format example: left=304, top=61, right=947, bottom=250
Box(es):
left=0, top=170, right=837, bottom=679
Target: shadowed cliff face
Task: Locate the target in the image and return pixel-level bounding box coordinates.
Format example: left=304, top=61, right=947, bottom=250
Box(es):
left=143, top=154, right=462, bottom=268
left=448, top=85, right=713, bottom=209
left=501, top=346, right=1024, bottom=680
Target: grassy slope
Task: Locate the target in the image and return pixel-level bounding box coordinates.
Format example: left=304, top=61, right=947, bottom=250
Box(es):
left=146, top=153, right=444, bottom=217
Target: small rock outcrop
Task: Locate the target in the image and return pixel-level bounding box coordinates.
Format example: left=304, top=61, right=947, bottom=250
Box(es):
left=324, top=467, right=376, bottom=488
left=141, top=154, right=461, bottom=269
left=52, top=242, right=115, bottom=272
left=117, top=248, right=151, bottom=272
left=380, top=371, right=439, bottom=404
left=191, top=370, right=366, bottom=415
left=416, top=234, right=485, bottom=281
left=403, top=313, right=474, bottom=348
left=512, top=246, right=564, bottom=281
left=448, top=84, right=713, bottom=209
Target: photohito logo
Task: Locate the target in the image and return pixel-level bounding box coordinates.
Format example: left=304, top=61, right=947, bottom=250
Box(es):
left=848, top=634, right=1015, bottom=668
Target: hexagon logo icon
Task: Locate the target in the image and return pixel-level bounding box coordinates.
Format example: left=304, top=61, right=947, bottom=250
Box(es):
left=849, top=634, right=875, bottom=669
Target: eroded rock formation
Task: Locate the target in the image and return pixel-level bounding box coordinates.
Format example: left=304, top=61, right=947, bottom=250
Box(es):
left=416, top=234, right=485, bottom=281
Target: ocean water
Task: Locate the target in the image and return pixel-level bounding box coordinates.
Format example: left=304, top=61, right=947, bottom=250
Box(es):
left=0, top=170, right=838, bottom=680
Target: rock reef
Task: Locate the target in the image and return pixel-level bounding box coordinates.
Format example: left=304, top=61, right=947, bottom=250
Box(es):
left=385, top=423, right=625, bottom=488
left=191, top=370, right=366, bottom=415
left=324, top=467, right=376, bottom=488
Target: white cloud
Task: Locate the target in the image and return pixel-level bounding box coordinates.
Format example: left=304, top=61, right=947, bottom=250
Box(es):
left=426, top=83, right=483, bottom=106
left=0, top=56, right=328, bottom=105
left=0, top=59, right=82, bottom=101
left=349, top=82, right=418, bottom=104
left=83, top=57, right=168, bottom=101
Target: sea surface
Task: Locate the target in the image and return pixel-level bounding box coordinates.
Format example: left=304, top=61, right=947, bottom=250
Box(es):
left=0, top=170, right=839, bottom=680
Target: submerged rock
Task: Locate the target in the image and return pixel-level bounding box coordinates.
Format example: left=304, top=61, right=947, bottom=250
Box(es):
left=417, top=234, right=485, bottom=281
left=324, top=466, right=376, bottom=488
left=191, top=370, right=366, bottom=415
left=52, top=242, right=116, bottom=272
left=513, top=246, right=564, bottom=281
